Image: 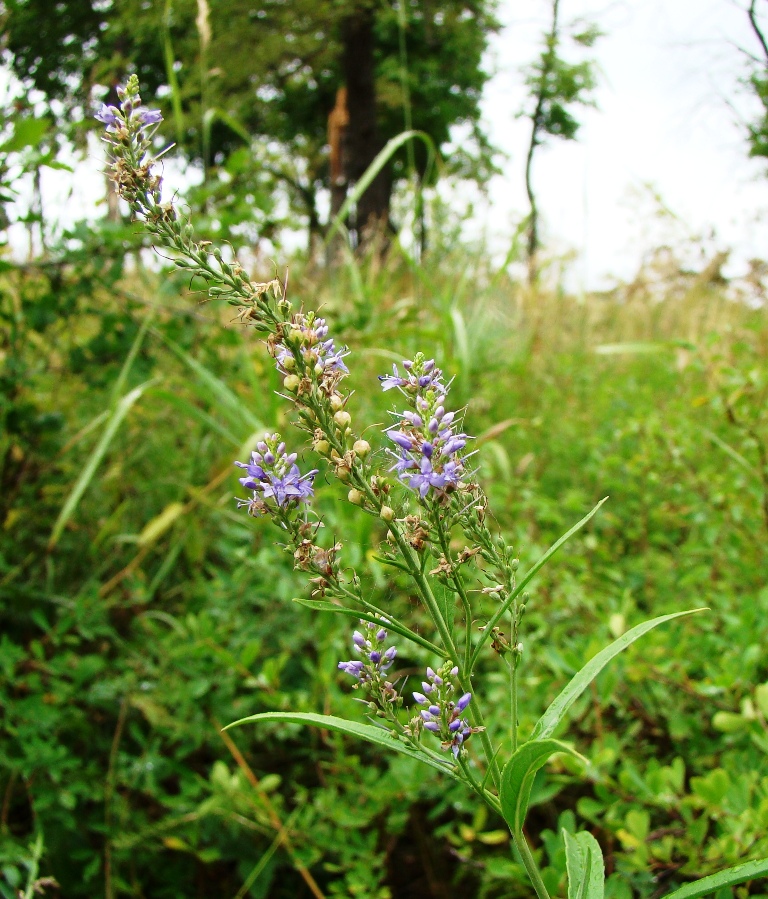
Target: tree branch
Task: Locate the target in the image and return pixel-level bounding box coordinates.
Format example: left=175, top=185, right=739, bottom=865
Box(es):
left=749, top=0, right=768, bottom=64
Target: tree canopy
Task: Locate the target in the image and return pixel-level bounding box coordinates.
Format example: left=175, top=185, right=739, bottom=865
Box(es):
left=4, top=0, right=499, bottom=243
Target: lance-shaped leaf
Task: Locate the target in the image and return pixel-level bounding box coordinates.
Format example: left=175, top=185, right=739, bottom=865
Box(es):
left=663, top=857, right=768, bottom=899
left=500, top=739, right=586, bottom=833
left=564, top=829, right=605, bottom=899
left=531, top=609, right=707, bottom=741
left=292, top=598, right=443, bottom=656
left=224, top=712, right=458, bottom=778
left=470, top=498, right=609, bottom=671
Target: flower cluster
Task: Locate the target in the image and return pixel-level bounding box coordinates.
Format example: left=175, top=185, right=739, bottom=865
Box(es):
left=338, top=620, right=398, bottom=687
left=381, top=355, right=469, bottom=498
left=235, top=434, right=317, bottom=515
left=413, top=663, right=475, bottom=758
left=269, top=311, right=349, bottom=397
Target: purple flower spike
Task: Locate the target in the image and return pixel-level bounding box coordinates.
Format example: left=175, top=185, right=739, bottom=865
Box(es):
left=235, top=433, right=317, bottom=512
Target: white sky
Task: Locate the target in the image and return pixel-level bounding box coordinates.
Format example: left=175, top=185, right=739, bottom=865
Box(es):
left=4, top=0, right=768, bottom=290
left=475, top=0, right=768, bottom=288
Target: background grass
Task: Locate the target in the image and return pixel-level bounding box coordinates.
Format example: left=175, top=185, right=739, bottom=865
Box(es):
left=1, top=222, right=767, bottom=898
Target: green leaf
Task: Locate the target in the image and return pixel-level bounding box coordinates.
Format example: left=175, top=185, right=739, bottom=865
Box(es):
left=471, top=498, right=609, bottom=671
left=663, top=857, right=768, bottom=899
left=223, top=711, right=458, bottom=778
left=564, top=830, right=605, bottom=899
left=292, top=598, right=443, bottom=656
left=531, top=608, right=707, bottom=741
left=155, top=330, right=263, bottom=433
left=433, top=578, right=456, bottom=637
left=500, top=739, right=585, bottom=832
left=48, top=380, right=154, bottom=549
left=325, top=130, right=437, bottom=245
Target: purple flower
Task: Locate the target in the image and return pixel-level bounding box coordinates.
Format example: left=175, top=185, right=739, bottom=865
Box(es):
left=95, top=104, right=120, bottom=129
left=412, top=692, right=428, bottom=704
left=379, top=364, right=407, bottom=391
left=272, top=312, right=349, bottom=379
left=379, top=353, right=470, bottom=499
left=338, top=618, right=398, bottom=686
left=456, top=692, right=472, bottom=712
left=134, top=107, right=163, bottom=126
left=235, top=433, right=317, bottom=511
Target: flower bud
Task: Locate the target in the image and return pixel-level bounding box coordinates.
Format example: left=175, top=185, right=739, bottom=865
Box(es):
left=314, top=363, right=324, bottom=376
left=336, top=465, right=351, bottom=482
left=289, top=328, right=303, bottom=343
left=353, top=439, right=371, bottom=458
left=314, top=439, right=330, bottom=456
left=330, top=394, right=345, bottom=412
left=379, top=506, right=395, bottom=522
left=348, top=488, right=364, bottom=506
left=334, top=410, right=351, bottom=429
left=283, top=374, right=300, bottom=392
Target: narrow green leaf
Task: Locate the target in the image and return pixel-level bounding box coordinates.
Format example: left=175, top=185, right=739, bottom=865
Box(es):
left=223, top=711, right=457, bottom=778
left=564, top=830, right=605, bottom=899
left=292, top=598, right=443, bottom=656
left=663, top=857, right=768, bottom=899
left=531, top=608, right=707, bottom=740
left=433, top=579, right=456, bottom=638
left=48, top=381, right=153, bottom=549
left=471, top=498, right=609, bottom=671
left=155, top=330, right=263, bottom=432
left=500, top=739, right=585, bottom=832
left=325, top=130, right=437, bottom=244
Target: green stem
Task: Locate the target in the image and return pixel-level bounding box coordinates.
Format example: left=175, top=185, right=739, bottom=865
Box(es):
left=509, top=657, right=518, bottom=754
left=434, top=514, right=473, bottom=674
left=513, top=830, right=551, bottom=899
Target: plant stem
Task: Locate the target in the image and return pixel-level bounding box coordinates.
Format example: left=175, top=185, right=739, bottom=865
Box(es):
left=514, top=830, right=551, bottom=899
left=509, top=656, right=518, bottom=754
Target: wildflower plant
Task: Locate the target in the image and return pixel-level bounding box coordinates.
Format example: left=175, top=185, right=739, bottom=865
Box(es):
left=97, top=77, right=768, bottom=898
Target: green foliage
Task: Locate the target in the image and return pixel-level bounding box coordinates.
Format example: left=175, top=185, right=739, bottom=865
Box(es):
left=4, top=0, right=498, bottom=229
left=1, top=217, right=768, bottom=897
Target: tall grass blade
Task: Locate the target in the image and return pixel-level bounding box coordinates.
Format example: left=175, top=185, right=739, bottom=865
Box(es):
left=531, top=608, right=707, bottom=740
left=325, top=130, right=437, bottom=245
left=48, top=380, right=154, bottom=549
left=155, top=329, right=263, bottom=432
left=663, top=857, right=768, bottom=898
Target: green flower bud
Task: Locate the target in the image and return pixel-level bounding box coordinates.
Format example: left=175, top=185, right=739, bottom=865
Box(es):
left=283, top=374, right=300, bottom=392
left=353, top=439, right=371, bottom=458
left=281, top=355, right=296, bottom=371
left=348, top=489, right=364, bottom=506
left=330, top=394, right=345, bottom=412
left=334, top=410, right=351, bottom=429
left=314, top=439, right=330, bottom=456
left=380, top=506, right=395, bottom=522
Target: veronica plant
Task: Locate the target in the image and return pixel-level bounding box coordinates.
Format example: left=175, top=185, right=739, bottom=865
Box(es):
left=97, top=77, right=768, bottom=898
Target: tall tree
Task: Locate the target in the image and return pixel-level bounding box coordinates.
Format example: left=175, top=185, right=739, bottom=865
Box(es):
left=521, top=0, right=599, bottom=282
left=4, top=0, right=499, bottom=248
left=746, top=0, right=768, bottom=160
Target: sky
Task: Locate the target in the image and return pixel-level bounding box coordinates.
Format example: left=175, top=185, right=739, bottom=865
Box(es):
left=4, top=0, right=768, bottom=290
left=473, top=0, right=768, bottom=288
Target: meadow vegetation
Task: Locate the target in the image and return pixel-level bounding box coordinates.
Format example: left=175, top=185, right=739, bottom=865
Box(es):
left=1, top=211, right=767, bottom=897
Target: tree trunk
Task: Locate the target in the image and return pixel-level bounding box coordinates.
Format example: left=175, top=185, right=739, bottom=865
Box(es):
left=341, top=1, right=391, bottom=245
